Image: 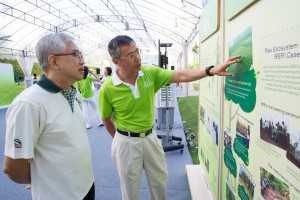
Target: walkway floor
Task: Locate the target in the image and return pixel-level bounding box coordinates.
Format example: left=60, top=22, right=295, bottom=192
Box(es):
left=0, top=87, right=194, bottom=200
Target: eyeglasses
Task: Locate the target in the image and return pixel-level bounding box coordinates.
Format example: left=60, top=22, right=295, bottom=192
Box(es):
left=119, top=48, right=141, bottom=61
left=53, top=51, right=84, bottom=59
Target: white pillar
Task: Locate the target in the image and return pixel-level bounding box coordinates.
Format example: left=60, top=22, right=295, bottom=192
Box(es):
left=182, top=40, right=189, bottom=96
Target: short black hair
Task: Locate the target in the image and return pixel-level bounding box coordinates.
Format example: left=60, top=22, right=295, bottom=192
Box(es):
left=83, top=66, right=89, bottom=79
left=105, top=67, right=112, bottom=76
left=108, top=35, right=135, bottom=58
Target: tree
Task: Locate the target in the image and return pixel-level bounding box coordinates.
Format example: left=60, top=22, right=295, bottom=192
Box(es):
left=0, top=58, right=24, bottom=82
left=188, top=62, right=198, bottom=70
left=192, top=44, right=199, bottom=54
left=31, top=63, right=43, bottom=75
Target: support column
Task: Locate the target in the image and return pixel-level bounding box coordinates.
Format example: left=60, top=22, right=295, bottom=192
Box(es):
left=182, top=40, right=189, bottom=96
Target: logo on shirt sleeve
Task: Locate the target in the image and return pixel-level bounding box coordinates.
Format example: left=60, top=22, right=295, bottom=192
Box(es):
left=14, top=139, right=22, bottom=148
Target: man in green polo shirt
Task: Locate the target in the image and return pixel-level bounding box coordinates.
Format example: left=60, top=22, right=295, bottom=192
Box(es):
left=99, top=35, right=240, bottom=200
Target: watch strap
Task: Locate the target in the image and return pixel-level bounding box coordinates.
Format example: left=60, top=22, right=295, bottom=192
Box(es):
left=205, top=65, right=214, bottom=76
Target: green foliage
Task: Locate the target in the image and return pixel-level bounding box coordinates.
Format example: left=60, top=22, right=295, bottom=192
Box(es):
left=188, top=62, right=198, bottom=70
left=0, top=58, right=24, bottom=82
left=177, top=96, right=199, bottom=164
left=192, top=83, right=199, bottom=91
left=0, top=82, right=25, bottom=106
left=31, top=63, right=43, bottom=75
left=192, top=44, right=199, bottom=54
left=0, top=58, right=43, bottom=81
left=228, top=27, right=252, bottom=76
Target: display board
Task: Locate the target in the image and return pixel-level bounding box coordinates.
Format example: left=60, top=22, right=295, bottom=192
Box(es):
left=199, top=33, right=222, bottom=199
left=197, top=0, right=300, bottom=199
left=199, top=0, right=220, bottom=42
left=257, top=25, right=300, bottom=200
left=225, top=0, right=257, bottom=20
left=222, top=25, right=257, bottom=200
left=0, top=63, right=16, bottom=107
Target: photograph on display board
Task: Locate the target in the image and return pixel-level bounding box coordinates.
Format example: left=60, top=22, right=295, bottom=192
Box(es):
left=200, top=105, right=205, bottom=123
left=200, top=107, right=219, bottom=145
left=224, top=129, right=233, bottom=149
left=260, top=167, right=289, bottom=200
left=205, top=157, right=210, bottom=173
left=233, top=114, right=253, bottom=166
left=260, top=113, right=289, bottom=151
left=200, top=147, right=204, bottom=160
left=260, top=113, right=300, bottom=168
left=224, top=129, right=237, bottom=178
left=236, top=115, right=251, bottom=149
left=226, top=179, right=236, bottom=200
left=238, top=164, right=255, bottom=200
left=286, top=128, right=300, bottom=168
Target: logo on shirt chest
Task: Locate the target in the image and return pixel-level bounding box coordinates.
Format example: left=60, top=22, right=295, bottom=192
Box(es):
left=144, top=81, right=153, bottom=88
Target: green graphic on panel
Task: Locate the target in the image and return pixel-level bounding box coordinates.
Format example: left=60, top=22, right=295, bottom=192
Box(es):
left=237, top=185, right=250, bottom=200
left=233, top=137, right=249, bottom=166
left=225, top=27, right=256, bottom=113
left=224, top=146, right=237, bottom=178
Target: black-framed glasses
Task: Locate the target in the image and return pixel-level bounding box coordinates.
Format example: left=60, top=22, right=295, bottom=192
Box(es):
left=53, top=51, right=84, bottom=59
left=119, top=48, right=141, bottom=61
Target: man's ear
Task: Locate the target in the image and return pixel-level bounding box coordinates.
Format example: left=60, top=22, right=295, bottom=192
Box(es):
left=48, top=55, right=60, bottom=70
left=112, top=58, right=119, bottom=66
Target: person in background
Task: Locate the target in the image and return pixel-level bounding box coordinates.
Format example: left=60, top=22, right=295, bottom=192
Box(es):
left=101, top=66, right=112, bottom=83
left=99, top=35, right=241, bottom=200
left=3, top=33, right=95, bottom=200
left=32, top=73, right=38, bottom=84
left=76, top=66, right=104, bottom=129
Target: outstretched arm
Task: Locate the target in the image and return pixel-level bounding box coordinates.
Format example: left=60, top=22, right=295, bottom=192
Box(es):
left=170, top=55, right=241, bottom=83
left=89, top=70, right=102, bottom=82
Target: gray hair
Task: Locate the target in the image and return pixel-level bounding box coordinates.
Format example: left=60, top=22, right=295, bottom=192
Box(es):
left=35, top=33, right=75, bottom=70
left=108, top=35, right=135, bottom=59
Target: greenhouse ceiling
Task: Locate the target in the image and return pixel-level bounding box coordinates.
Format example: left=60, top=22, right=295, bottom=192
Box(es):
left=0, top=0, right=205, bottom=66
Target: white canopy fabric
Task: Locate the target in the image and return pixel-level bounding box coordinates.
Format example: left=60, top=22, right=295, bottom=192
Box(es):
left=16, top=54, right=35, bottom=87
left=0, top=0, right=205, bottom=67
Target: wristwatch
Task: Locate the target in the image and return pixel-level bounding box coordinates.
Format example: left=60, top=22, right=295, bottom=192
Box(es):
left=205, top=65, right=214, bottom=76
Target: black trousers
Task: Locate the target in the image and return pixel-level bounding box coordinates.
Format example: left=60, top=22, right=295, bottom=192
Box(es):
left=83, top=183, right=95, bottom=200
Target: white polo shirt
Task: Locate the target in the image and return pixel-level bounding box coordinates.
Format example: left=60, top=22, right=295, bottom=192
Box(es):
left=5, top=75, right=94, bottom=200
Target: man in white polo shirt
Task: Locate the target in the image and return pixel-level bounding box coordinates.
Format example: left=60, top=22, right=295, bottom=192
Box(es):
left=3, top=33, right=94, bottom=200
left=100, top=35, right=240, bottom=200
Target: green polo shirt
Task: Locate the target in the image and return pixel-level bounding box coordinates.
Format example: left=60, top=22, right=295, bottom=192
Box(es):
left=76, top=76, right=95, bottom=98
left=99, top=66, right=174, bottom=132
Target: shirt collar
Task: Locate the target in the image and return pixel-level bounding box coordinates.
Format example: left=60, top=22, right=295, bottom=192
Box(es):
left=37, top=74, right=75, bottom=92
left=112, top=67, right=144, bottom=86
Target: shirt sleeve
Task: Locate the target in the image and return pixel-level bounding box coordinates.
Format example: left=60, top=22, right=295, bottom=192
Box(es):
left=5, top=101, right=41, bottom=159
left=99, top=85, right=112, bottom=119
left=151, top=67, right=175, bottom=93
